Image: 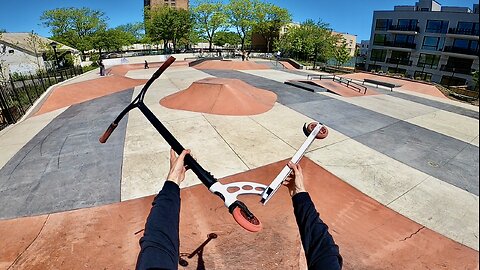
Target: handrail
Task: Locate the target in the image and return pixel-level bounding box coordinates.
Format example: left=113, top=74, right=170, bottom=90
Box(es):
left=306, top=74, right=367, bottom=94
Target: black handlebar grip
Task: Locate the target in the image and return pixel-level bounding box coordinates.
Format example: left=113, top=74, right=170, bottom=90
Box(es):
left=99, top=123, right=118, bottom=143
left=152, top=56, right=176, bottom=80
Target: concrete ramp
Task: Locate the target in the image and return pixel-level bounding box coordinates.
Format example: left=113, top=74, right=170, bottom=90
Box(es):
left=1, top=158, right=477, bottom=269
left=160, top=78, right=277, bottom=116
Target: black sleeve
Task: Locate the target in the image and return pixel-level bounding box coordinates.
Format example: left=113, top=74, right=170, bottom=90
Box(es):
left=136, top=181, right=180, bottom=270
left=292, top=192, right=343, bottom=270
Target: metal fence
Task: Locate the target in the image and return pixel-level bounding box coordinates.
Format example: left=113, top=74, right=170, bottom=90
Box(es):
left=0, top=66, right=83, bottom=130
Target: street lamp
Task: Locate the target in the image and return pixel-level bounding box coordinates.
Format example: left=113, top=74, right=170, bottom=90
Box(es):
left=49, top=41, right=59, bottom=69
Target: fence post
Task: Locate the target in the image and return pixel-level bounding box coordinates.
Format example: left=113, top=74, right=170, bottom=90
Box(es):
left=20, top=77, right=34, bottom=106
left=0, top=84, right=15, bottom=124
left=10, top=79, right=25, bottom=115
left=38, top=70, right=47, bottom=92
left=29, top=73, right=40, bottom=97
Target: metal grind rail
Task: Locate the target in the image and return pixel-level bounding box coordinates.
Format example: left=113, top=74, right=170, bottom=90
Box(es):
left=307, top=74, right=368, bottom=94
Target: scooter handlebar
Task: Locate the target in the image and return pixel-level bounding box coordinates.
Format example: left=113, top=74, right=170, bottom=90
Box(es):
left=99, top=122, right=118, bottom=143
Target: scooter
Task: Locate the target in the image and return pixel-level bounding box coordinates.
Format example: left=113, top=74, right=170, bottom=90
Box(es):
left=99, top=56, right=328, bottom=232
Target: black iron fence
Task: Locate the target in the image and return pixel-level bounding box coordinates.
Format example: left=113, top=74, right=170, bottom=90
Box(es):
left=0, top=66, right=83, bottom=130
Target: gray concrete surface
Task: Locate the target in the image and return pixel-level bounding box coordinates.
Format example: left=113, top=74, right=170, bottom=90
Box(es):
left=0, top=90, right=133, bottom=219
left=356, top=121, right=479, bottom=195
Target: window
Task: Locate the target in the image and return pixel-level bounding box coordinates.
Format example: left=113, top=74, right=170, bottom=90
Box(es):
left=370, top=49, right=387, bottom=62
left=373, top=34, right=387, bottom=45
left=453, top=39, right=478, bottom=51
left=387, top=67, right=407, bottom=75
left=441, top=76, right=466, bottom=86
left=420, top=8, right=430, bottom=11
left=394, top=34, right=415, bottom=44
left=414, top=71, right=432, bottom=81
left=422, top=36, right=445, bottom=51
left=375, top=19, right=392, bottom=31
left=426, top=20, right=449, bottom=33
left=417, top=53, right=441, bottom=69
left=397, top=19, right=418, bottom=30
left=457, top=22, right=479, bottom=32
left=8, top=49, right=14, bottom=54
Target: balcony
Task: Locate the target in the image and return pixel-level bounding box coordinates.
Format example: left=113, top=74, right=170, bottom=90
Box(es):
left=373, top=41, right=417, bottom=49
left=447, top=28, right=480, bottom=39
left=443, top=46, right=479, bottom=57
left=386, top=58, right=413, bottom=66
left=388, top=25, right=420, bottom=34
left=440, top=65, right=475, bottom=75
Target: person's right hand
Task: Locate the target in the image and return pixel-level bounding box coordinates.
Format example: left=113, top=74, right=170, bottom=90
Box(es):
left=166, top=149, right=191, bottom=186
left=283, top=162, right=306, bottom=197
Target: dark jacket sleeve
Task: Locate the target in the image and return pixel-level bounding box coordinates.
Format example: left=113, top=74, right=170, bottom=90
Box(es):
left=136, top=181, right=180, bottom=270
left=292, top=192, right=343, bottom=270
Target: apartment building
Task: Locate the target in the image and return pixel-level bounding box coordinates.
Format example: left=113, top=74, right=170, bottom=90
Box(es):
left=366, top=0, right=479, bottom=87
left=333, top=31, right=357, bottom=57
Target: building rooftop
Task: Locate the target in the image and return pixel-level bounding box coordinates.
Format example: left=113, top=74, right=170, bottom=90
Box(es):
left=0, top=32, right=78, bottom=56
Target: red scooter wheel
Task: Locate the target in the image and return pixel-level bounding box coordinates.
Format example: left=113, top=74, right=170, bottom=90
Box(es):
left=307, top=122, right=329, bottom=139
left=232, top=207, right=262, bottom=232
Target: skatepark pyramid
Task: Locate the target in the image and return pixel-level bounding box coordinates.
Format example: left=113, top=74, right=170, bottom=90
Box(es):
left=160, top=78, right=277, bottom=116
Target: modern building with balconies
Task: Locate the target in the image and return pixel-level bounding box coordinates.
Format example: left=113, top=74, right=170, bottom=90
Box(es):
left=366, top=0, right=479, bottom=87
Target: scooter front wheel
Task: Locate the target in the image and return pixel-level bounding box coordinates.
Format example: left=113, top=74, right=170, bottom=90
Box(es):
left=232, top=206, right=262, bottom=233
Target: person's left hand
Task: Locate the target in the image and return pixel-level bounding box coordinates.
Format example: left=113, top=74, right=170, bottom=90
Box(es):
left=166, top=149, right=191, bottom=186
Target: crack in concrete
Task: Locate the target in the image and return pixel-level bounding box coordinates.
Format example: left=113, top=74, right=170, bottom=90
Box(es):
left=7, top=214, right=50, bottom=270
left=400, top=226, right=425, bottom=242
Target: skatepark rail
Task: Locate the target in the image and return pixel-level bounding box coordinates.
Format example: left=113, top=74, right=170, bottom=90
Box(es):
left=307, top=74, right=367, bottom=94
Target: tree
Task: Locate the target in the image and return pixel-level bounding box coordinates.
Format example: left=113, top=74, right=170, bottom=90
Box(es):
left=40, top=7, right=108, bottom=57
left=254, top=3, right=291, bottom=52
left=115, top=22, right=145, bottom=43
left=276, top=20, right=339, bottom=66
left=226, top=0, right=262, bottom=50
left=26, top=31, right=47, bottom=70
left=146, top=6, right=193, bottom=53
left=472, top=71, right=479, bottom=92
left=92, top=28, right=135, bottom=56
left=171, top=8, right=193, bottom=52
left=192, top=0, right=227, bottom=51
left=333, top=39, right=352, bottom=68
left=213, top=31, right=241, bottom=47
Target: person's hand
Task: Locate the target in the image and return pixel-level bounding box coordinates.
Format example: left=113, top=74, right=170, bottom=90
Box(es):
left=283, top=161, right=306, bottom=197
left=166, top=149, right=191, bottom=186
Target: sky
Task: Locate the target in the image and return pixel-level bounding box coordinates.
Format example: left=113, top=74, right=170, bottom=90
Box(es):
left=0, top=0, right=477, bottom=41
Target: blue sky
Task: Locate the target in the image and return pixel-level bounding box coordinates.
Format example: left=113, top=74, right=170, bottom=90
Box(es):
left=0, top=0, right=477, bottom=41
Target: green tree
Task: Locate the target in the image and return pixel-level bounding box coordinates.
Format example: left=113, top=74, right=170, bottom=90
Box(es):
left=91, top=28, right=135, bottom=56
left=333, top=39, right=352, bottom=68
left=146, top=6, right=175, bottom=51
left=192, top=0, right=227, bottom=51
left=276, top=20, right=339, bottom=66
left=472, top=71, right=479, bottom=92
left=146, top=6, right=193, bottom=53
left=115, top=22, right=145, bottom=43
left=171, top=8, right=193, bottom=52
left=40, top=7, right=108, bottom=57
left=255, top=3, right=291, bottom=52
left=213, top=31, right=241, bottom=47
left=226, top=0, right=262, bottom=50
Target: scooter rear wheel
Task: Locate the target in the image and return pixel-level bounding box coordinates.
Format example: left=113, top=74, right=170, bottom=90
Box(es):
left=307, top=122, right=329, bottom=139
left=232, top=207, right=262, bottom=232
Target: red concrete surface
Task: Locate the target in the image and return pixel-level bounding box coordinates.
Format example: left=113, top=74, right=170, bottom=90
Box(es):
left=160, top=78, right=277, bottom=116
left=307, top=79, right=379, bottom=97
left=108, top=61, right=190, bottom=76
left=343, top=73, right=448, bottom=99
left=1, top=158, right=477, bottom=269
left=34, top=75, right=147, bottom=116
left=280, top=61, right=297, bottom=70
left=193, top=60, right=270, bottom=70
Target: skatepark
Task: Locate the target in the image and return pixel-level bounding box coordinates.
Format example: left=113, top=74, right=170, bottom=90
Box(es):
left=0, top=56, right=478, bottom=269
